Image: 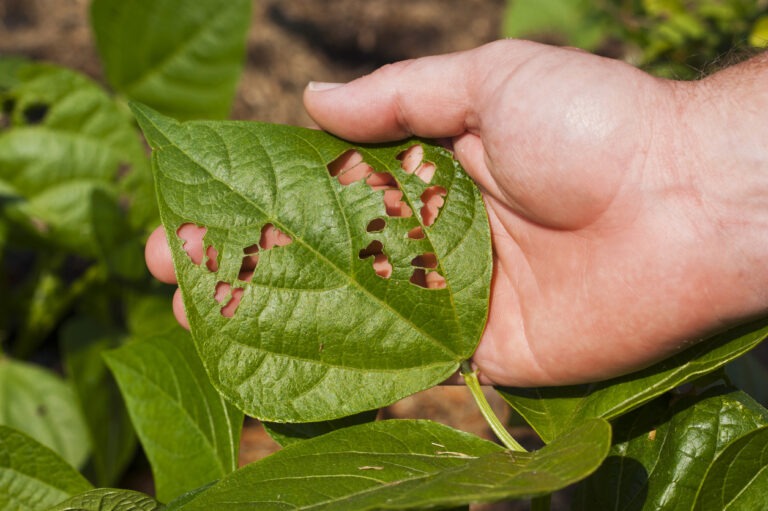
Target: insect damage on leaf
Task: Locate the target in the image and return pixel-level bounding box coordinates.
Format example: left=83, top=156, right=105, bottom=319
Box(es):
left=329, top=147, right=447, bottom=288
left=132, top=103, right=492, bottom=422
left=176, top=222, right=294, bottom=316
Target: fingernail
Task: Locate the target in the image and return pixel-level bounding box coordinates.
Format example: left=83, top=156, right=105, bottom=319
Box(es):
left=307, top=81, right=344, bottom=92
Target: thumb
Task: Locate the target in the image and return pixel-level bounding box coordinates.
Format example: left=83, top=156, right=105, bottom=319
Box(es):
left=303, top=46, right=495, bottom=142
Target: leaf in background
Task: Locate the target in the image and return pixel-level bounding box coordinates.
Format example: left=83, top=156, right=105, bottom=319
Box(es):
left=91, top=0, right=251, bottom=120
left=0, top=63, right=155, bottom=255
left=573, top=386, right=768, bottom=510
left=693, top=425, right=768, bottom=510
left=104, top=331, right=243, bottom=503
left=170, top=418, right=611, bottom=510
left=12, top=259, right=69, bottom=358
left=0, top=357, right=90, bottom=469
left=0, top=425, right=92, bottom=511
left=0, top=57, right=27, bottom=90
left=498, top=318, right=768, bottom=442
left=263, top=409, right=379, bottom=447
left=48, top=489, right=161, bottom=511
left=124, top=291, right=181, bottom=338
left=60, top=317, right=137, bottom=488
left=501, top=0, right=612, bottom=50
left=132, top=104, right=492, bottom=422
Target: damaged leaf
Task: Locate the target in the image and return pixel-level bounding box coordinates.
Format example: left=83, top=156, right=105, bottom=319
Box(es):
left=132, top=104, right=492, bottom=422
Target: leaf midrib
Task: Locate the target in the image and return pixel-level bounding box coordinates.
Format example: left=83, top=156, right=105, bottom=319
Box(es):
left=106, top=355, right=229, bottom=476
left=118, top=3, right=238, bottom=95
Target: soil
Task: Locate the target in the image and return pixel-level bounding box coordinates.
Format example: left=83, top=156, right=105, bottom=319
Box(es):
left=0, top=1, right=536, bottom=510
left=0, top=0, right=504, bottom=125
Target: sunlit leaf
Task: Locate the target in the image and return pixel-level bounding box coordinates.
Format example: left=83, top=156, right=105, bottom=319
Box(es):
left=104, top=330, right=243, bottom=503
left=132, top=104, right=492, bottom=422
left=0, top=426, right=92, bottom=511
left=573, top=386, right=768, bottom=510
left=170, top=419, right=611, bottom=510
left=693, top=425, right=768, bottom=510
left=48, top=488, right=160, bottom=511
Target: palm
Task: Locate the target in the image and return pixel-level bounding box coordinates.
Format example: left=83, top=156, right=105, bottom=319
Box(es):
left=449, top=50, right=723, bottom=385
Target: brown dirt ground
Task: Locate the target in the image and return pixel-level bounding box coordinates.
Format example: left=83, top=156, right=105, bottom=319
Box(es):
left=0, top=1, right=548, bottom=510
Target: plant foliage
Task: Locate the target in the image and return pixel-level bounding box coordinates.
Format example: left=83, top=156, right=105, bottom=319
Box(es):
left=503, top=0, right=768, bottom=78
left=133, top=104, right=492, bottom=422
left=0, top=0, right=766, bottom=510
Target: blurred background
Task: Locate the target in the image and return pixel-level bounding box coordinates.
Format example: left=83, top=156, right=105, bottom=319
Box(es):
left=1, top=1, right=767, bottom=510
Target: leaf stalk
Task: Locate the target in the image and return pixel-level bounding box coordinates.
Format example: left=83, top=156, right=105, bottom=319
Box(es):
left=460, top=360, right=526, bottom=452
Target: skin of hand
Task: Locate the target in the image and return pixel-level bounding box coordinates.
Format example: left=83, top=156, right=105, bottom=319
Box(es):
left=146, top=40, right=768, bottom=387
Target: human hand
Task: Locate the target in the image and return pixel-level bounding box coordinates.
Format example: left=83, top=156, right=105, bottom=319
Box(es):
left=147, top=40, right=768, bottom=387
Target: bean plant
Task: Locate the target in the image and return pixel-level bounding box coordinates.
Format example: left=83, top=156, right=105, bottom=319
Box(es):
left=503, top=0, right=768, bottom=78
left=1, top=1, right=767, bottom=510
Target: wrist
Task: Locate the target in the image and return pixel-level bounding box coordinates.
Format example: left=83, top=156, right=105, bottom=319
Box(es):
left=673, top=54, right=768, bottom=323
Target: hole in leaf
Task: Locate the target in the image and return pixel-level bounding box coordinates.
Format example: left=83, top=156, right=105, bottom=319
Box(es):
left=366, top=218, right=386, bottom=232
left=328, top=150, right=376, bottom=186
left=366, top=171, right=398, bottom=191
left=214, top=281, right=244, bottom=317
left=426, top=272, right=447, bottom=289
left=410, top=269, right=427, bottom=288
left=384, top=190, right=412, bottom=217
left=410, top=269, right=447, bottom=289
left=22, top=102, right=48, bottom=124
left=259, top=224, right=292, bottom=250
left=408, top=226, right=425, bottom=240
left=373, top=254, right=393, bottom=278
left=411, top=253, right=438, bottom=269
left=238, top=244, right=259, bottom=282
left=359, top=240, right=392, bottom=279
left=328, top=150, right=362, bottom=177
left=420, top=186, right=447, bottom=226
left=205, top=245, right=219, bottom=272
left=359, top=240, right=383, bottom=259
left=177, top=223, right=207, bottom=266
left=397, top=145, right=436, bottom=183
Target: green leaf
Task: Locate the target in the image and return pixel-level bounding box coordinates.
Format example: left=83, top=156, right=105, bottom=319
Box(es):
left=502, top=0, right=613, bottom=50
left=693, top=425, right=768, bottom=510
left=0, top=357, right=90, bottom=469
left=104, top=331, right=243, bottom=503
left=132, top=104, right=492, bottom=422
left=47, top=488, right=161, bottom=511
left=124, top=291, right=181, bottom=339
left=0, top=425, right=92, bottom=511
left=91, top=0, right=251, bottom=120
left=0, top=57, right=28, bottom=91
left=498, top=318, right=768, bottom=442
left=0, top=63, right=154, bottom=255
left=263, top=409, right=379, bottom=447
left=573, top=386, right=768, bottom=510
left=60, top=318, right=137, bottom=487
left=170, top=418, right=611, bottom=510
